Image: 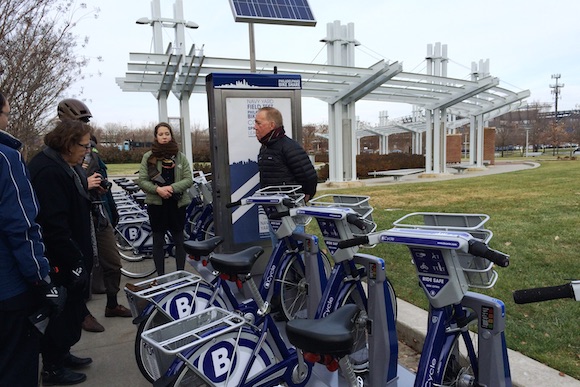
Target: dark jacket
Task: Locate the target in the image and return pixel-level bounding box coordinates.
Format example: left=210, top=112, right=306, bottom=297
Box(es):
left=258, top=131, right=318, bottom=197
left=28, top=148, right=93, bottom=285
left=84, top=147, right=119, bottom=226
left=0, top=131, right=50, bottom=304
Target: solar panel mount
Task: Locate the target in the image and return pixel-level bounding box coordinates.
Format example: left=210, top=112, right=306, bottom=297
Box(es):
left=229, top=0, right=316, bottom=27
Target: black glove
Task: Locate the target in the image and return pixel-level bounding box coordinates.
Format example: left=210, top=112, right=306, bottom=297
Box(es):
left=30, top=278, right=67, bottom=334
left=69, top=262, right=89, bottom=292
left=34, top=278, right=67, bottom=317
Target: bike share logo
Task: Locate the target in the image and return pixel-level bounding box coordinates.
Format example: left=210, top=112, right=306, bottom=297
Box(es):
left=263, top=264, right=277, bottom=289
left=165, top=292, right=195, bottom=319
left=424, top=357, right=437, bottom=387
left=202, top=340, right=238, bottom=383
left=322, top=296, right=335, bottom=317
left=194, top=336, right=273, bottom=384
left=124, top=226, right=142, bottom=242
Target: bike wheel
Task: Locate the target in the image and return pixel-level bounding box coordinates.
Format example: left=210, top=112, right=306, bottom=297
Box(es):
left=135, top=284, right=229, bottom=383
left=201, top=219, right=215, bottom=240
left=340, top=277, right=397, bottom=374
left=120, top=254, right=156, bottom=278
left=170, top=328, right=279, bottom=387
left=114, top=229, right=133, bottom=251
left=184, top=208, right=203, bottom=240
left=441, top=332, right=477, bottom=386
left=277, top=251, right=332, bottom=321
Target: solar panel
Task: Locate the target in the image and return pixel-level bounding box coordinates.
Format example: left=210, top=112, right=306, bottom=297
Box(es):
left=229, top=0, right=316, bottom=26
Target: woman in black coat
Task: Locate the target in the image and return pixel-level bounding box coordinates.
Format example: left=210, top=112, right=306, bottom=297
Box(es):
left=28, top=119, right=97, bottom=385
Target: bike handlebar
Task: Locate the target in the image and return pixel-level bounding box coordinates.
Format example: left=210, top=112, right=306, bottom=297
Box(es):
left=513, top=283, right=576, bottom=304
left=227, top=197, right=296, bottom=210
left=226, top=200, right=241, bottom=209
left=336, top=232, right=510, bottom=269
left=346, top=213, right=367, bottom=231
left=467, top=239, right=510, bottom=267
left=337, top=235, right=369, bottom=249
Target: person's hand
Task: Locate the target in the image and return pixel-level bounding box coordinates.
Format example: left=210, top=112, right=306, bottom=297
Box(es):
left=87, top=172, right=102, bottom=190
left=69, top=262, right=88, bottom=292
left=155, top=185, right=173, bottom=199
left=33, top=279, right=67, bottom=318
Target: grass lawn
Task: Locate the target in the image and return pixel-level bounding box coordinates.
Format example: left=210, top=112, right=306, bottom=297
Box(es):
left=106, top=163, right=141, bottom=176
left=109, top=160, right=580, bottom=379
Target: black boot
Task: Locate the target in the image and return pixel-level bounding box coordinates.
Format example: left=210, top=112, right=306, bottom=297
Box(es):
left=41, top=367, right=86, bottom=385
left=63, top=353, right=93, bottom=369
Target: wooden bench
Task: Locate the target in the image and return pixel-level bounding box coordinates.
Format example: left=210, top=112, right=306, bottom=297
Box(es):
left=368, top=168, right=425, bottom=181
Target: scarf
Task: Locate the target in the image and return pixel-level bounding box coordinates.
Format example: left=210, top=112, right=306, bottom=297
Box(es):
left=42, top=147, right=91, bottom=201
left=259, top=126, right=286, bottom=145
left=147, top=140, right=179, bottom=185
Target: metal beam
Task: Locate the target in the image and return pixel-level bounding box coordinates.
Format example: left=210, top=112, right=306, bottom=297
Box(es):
left=329, top=61, right=403, bottom=104
left=426, top=77, right=499, bottom=110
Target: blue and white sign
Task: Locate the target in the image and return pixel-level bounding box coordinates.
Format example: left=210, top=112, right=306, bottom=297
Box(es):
left=212, top=73, right=301, bottom=90
left=207, top=72, right=302, bottom=254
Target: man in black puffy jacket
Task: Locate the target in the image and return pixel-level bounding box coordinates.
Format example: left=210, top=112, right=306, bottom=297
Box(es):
left=255, top=107, right=317, bottom=201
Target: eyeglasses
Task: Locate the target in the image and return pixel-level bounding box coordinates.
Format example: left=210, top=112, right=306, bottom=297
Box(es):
left=78, top=143, right=91, bottom=149
left=0, top=111, right=10, bottom=118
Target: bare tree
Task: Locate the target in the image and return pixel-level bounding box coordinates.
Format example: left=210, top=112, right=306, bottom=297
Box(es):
left=539, top=121, right=570, bottom=155
left=0, top=0, right=99, bottom=157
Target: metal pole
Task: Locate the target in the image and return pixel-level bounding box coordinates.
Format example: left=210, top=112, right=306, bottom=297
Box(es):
left=525, top=129, right=529, bottom=157
left=249, top=23, right=256, bottom=72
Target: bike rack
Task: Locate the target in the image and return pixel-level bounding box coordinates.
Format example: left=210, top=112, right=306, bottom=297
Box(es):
left=141, top=306, right=247, bottom=356
left=124, top=271, right=207, bottom=318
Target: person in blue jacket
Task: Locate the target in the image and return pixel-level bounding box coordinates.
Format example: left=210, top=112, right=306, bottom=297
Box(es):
left=0, top=91, right=64, bottom=386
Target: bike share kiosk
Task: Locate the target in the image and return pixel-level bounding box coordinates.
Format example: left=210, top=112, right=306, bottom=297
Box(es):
left=206, top=73, right=303, bottom=275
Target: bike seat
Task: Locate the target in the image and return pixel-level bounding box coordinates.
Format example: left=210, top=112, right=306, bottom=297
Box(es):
left=124, top=185, right=141, bottom=194
left=183, top=236, right=224, bottom=256
left=286, top=304, right=360, bottom=356
left=209, top=246, right=264, bottom=275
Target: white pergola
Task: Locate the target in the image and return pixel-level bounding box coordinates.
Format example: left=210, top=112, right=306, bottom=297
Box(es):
left=117, top=19, right=530, bottom=181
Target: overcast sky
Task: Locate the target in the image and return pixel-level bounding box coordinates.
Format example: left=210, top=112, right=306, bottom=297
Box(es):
left=70, top=0, right=580, bottom=129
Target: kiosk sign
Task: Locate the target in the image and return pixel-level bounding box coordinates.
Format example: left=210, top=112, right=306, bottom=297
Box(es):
left=206, top=73, right=302, bottom=254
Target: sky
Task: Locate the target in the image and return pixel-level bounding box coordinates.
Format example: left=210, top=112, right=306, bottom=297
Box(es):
left=70, top=0, right=580, bottom=129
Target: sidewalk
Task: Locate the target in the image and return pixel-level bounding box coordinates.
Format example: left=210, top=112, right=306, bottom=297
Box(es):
left=71, top=162, right=579, bottom=386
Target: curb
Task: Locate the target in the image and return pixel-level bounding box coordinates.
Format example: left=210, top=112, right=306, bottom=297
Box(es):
left=396, top=299, right=580, bottom=386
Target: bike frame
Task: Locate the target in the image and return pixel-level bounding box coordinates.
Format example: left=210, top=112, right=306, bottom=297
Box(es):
left=372, top=221, right=512, bottom=387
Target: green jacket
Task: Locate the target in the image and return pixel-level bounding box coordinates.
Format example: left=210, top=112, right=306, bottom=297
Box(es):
left=137, top=151, right=193, bottom=208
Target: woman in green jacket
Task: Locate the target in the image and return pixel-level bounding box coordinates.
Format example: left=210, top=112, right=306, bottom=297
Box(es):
left=138, top=122, right=193, bottom=275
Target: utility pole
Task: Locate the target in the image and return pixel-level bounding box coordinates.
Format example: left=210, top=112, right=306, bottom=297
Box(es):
left=550, top=74, right=564, bottom=121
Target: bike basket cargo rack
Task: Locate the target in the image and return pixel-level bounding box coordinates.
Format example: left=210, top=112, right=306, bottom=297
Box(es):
left=393, top=212, right=497, bottom=289
left=254, top=185, right=310, bottom=228
left=141, top=307, right=247, bottom=357
left=124, top=271, right=208, bottom=318
left=309, top=194, right=376, bottom=235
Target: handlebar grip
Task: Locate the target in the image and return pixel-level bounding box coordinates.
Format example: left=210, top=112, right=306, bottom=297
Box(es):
left=282, top=198, right=296, bottom=208
left=513, top=283, right=574, bottom=304
left=337, top=235, right=369, bottom=249
left=467, top=239, right=510, bottom=267
left=268, top=210, right=290, bottom=220
left=226, top=200, right=241, bottom=209
left=346, top=214, right=366, bottom=231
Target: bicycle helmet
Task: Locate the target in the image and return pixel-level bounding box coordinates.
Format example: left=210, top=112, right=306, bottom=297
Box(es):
left=57, top=98, right=92, bottom=122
